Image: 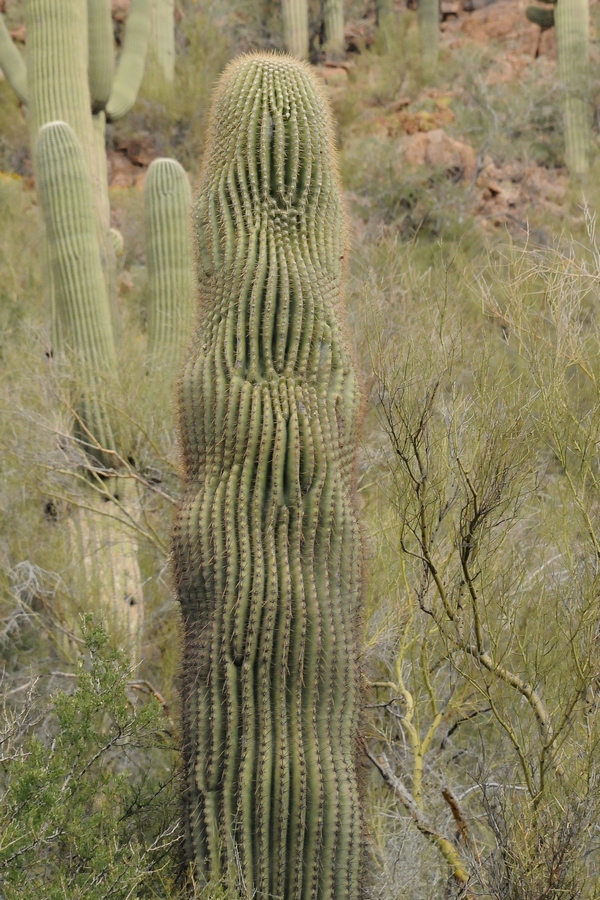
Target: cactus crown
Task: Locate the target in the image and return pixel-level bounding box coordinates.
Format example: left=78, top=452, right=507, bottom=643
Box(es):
left=194, top=53, right=345, bottom=384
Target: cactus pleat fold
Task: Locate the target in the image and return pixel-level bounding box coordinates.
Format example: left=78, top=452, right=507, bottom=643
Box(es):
left=0, top=15, right=27, bottom=103
left=323, top=0, right=346, bottom=57
left=555, top=0, right=590, bottom=174
left=173, top=53, right=362, bottom=898
left=418, top=0, right=439, bottom=75
left=106, top=0, right=152, bottom=122
left=150, top=0, right=175, bottom=82
left=88, top=0, right=114, bottom=113
left=282, top=0, right=309, bottom=59
left=145, top=158, right=194, bottom=372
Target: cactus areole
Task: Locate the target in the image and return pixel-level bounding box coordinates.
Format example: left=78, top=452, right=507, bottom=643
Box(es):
left=173, top=53, right=363, bottom=898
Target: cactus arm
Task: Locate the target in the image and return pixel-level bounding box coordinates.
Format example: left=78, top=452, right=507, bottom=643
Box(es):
left=88, top=0, right=114, bottom=113
left=35, top=121, right=117, bottom=456
left=106, top=0, right=152, bottom=122
left=418, top=0, right=439, bottom=75
left=174, top=54, right=362, bottom=899
left=0, top=15, right=27, bottom=103
left=323, top=0, right=345, bottom=56
left=282, top=0, right=309, bottom=59
left=144, top=158, right=193, bottom=372
left=555, top=0, right=590, bottom=174
left=150, top=0, right=174, bottom=82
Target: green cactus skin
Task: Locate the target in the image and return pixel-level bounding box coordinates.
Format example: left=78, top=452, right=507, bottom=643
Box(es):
left=282, top=0, right=309, bottom=59
left=173, top=53, right=362, bottom=899
left=88, top=0, right=114, bottom=113
left=150, top=0, right=175, bottom=83
left=418, top=0, right=439, bottom=75
left=36, top=121, right=118, bottom=459
left=145, top=157, right=193, bottom=370
left=526, top=5, right=555, bottom=28
left=106, top=0, right=152, bottom=122
left=323, top=0, right=346, bottom=56
left=0, top=15, right=27, bottom=104
left=555, top=0, right=590, bottom=175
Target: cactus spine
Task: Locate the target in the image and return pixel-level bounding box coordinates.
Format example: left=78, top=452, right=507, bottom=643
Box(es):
left=0, top=14, right=27, bottom=103
left=555, top=0, right=590, bottom=174
left=174, top=53, right=362, bottom=899
left=418, top=0, right=439, bottom=75
left=282, top=0, right=309, bottom=59
left=323, top=0, right=345, bottom=57
left=145, top=158, right=194, bottom=370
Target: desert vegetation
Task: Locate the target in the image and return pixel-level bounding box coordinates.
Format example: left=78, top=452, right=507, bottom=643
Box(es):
left=2, top=0, right=600, bottom=898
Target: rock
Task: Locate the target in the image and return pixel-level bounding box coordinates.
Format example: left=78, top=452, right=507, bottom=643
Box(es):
left=402, top=129, right=477, bottom=180
left=107, top=150, right=146, bottom=189
left=9, top=24, right=26, bottom=44
left=116, top=136, right=157, bottom=167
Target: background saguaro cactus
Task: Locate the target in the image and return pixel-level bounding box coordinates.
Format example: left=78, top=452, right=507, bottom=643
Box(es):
left=173, top=52, right=363, bottom=898
left=150, top=0, right=175, bottom=82
left=418, top=0, right=439, bottom=76
left=555, top=0, right=590, bottom=174
left=145, top=157, right=194, bottom=373
left=0, top=13, right=27, bottom=102
left=282, top=0, right=309, bottom=58
left=323, top=0, right=345, bottom=57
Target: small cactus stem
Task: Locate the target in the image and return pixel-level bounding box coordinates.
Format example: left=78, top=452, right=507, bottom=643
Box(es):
left=88, top=0, right=114, bottom=113
left=323, top=0, right=346, bottom=57
left=0, top=15, right=27, bottom=103
left=282, top=0, right=309, bottom=59
left=150, top=0, right=175, bottom=82
left=555, top=0, right=590, bottom=175
left=174, top=53, right=362, bottom=899
left=36, top=121, right=118, bottom=460
left=418, top=0, right=439, bottom=75
left=144, top=158, right=194, bottom=373
left=106, top=0, right=152, bottom=121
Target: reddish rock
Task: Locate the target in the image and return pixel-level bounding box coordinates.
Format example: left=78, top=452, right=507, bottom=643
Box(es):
left=402, top=129, right=477, bottom=180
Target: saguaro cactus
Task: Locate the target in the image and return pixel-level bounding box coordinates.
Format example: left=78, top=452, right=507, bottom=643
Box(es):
left=150, top=0, right=175, bottom=82
left=418, top=0, right=439, bottom=75
left=323, top=0, right=345, bottom=57
left=145, top=157, right=194, bottom=371
left=282, top=0, right=309, bottom=59
left=555, top=0, right=590, bottom=174
left=36, top=121, right=117, bottom=458
left=0, top=14, right=27, bottom=103
left=173, top=53, right=363, bottom=898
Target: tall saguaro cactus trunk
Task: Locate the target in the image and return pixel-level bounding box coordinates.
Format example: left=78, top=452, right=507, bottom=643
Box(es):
left=323, top=0, right=346, bottom=57
left=174, top=54, right=363, bottom=898
left=282, top=0, right=309, bottom=58
left=418, top=0, right=439, bottom=76
left=555, top=0, right=590, bottom=174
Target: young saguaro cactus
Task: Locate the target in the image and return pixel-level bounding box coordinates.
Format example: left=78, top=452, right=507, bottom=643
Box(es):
left=144, top=157, right=194, bottom=371
left=173, top=53, right=363, bottom=899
